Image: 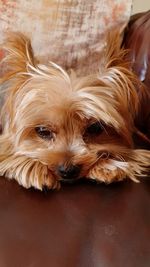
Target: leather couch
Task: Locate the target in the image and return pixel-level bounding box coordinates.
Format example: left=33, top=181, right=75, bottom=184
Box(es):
left=0, top=11, right=150, bottom=267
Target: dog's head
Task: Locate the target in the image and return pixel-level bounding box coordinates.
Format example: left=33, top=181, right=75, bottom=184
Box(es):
left=0, top=32, right=149, bottom=189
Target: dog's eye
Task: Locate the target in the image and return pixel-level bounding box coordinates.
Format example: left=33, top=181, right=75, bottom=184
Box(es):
left=35, top=126, right=53, bottom=140
left=86, top=121, right=104, bottom=135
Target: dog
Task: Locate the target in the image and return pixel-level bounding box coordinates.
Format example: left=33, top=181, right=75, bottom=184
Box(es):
left=0, top=32, right=149, bottom=190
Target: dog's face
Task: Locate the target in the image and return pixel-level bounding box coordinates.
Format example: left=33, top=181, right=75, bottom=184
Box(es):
left=2, top=61, right=136, bottom=181
left=0, top=33, right=149, bottom=189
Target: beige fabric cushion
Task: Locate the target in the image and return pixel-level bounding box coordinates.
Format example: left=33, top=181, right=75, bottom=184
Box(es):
left=0, top=0, right=132, bottom=75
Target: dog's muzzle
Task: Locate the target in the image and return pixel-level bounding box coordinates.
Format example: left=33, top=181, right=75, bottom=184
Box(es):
left=57, top=164, right=81, bottom=181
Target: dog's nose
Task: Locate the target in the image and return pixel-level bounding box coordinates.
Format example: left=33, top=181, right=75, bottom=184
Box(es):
left=58, top=164, right=81, bottom=180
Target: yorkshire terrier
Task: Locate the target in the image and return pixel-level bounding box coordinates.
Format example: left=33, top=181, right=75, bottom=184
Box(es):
left=0, top=32, right=149, bottom=190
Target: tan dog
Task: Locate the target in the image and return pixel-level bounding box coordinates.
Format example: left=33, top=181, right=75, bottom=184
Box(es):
left=0, top=32, right=149, bottom=190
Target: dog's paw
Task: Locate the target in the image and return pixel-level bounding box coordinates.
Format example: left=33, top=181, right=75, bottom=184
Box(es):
left=0, top=156, right=61, bottom=190
left=88, top=165, right=126, bottom=184
left=29, top=163, right=61, bottom=190
left=44, top=171, right=61, bottom=190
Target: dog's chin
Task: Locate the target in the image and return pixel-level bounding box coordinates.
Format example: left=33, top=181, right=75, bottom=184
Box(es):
left=60, top=177, right=82, bottom=184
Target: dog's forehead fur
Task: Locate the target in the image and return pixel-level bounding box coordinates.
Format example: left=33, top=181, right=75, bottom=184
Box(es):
left=12, top=63, right=128, bottom=130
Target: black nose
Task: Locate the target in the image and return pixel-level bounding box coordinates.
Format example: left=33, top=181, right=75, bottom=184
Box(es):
left=58, top=164, right=81, bottom=180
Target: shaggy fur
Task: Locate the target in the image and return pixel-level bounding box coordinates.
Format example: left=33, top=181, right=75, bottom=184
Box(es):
left=0, top=32, right=149, bottom=190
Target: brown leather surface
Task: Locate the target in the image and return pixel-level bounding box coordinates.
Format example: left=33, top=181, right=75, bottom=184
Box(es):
left=0, top=177, right=150, bottom=267
left=124, top=11, right=150, bottom=139
left=124, top=11, right=150, bottom=86
left=0, top=12, right=150, bottom=267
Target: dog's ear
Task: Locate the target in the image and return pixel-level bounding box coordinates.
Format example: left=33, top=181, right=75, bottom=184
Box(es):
left=101, top=31, right=150, bottom=144
left=99, top=31, right=140, bottom=118
left=0, top=33, right=37, bottom=130
left=0, top=32, right=36, bottom=83
left=102, top=30, right=126, bottom=69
